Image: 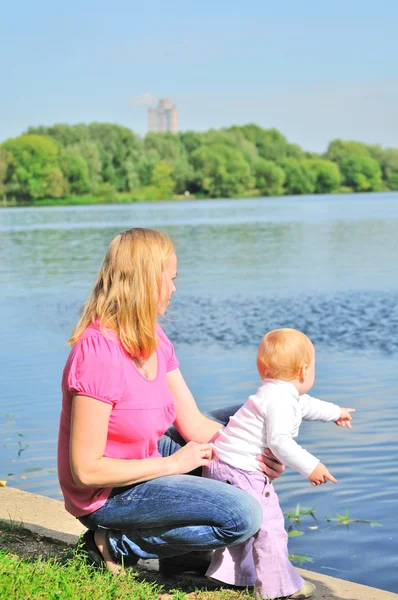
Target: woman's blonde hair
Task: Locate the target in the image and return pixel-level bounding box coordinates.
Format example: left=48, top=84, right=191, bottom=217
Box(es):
left=68, top=228, right=175, bottom=358
left=257, top=328, right=314, bottom=381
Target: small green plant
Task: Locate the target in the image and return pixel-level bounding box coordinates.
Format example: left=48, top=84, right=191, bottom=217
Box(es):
left=287, top=530, right=304, bottom=538
left=17, top=433, right=30, bottom=457
left=285, top=504, right=317, bottom=524
left=288, top=554, right=314, bottom=565
left=327, top=509, right=382, bottom=527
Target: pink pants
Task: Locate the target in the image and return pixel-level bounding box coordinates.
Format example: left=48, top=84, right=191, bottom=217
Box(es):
left=202, top=460, right=304, bottom=599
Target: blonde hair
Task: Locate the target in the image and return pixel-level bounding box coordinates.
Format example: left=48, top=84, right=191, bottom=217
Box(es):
left=257, top=328, right=314, bottom=381
left=68, top=228, right=175, bottom=358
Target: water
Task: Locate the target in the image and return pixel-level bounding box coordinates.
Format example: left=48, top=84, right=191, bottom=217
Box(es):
left=1, top=192, right=397, bottom=592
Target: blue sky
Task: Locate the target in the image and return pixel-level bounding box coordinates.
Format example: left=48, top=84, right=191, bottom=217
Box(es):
left=1, top=0, right=397, bottom=151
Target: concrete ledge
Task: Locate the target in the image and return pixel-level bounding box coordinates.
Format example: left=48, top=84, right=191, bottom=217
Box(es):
left=1, top=486, right=397, bottom=600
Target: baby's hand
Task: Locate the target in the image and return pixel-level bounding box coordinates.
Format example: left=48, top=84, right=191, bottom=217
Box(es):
left=308, top=463, right=337, bottom=486
left=335, top=407, right=355, bottom=429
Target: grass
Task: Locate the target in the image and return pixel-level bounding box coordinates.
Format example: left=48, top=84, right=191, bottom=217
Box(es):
left=0, top=520, right=255, bottom=600
left=32, top=193, right=189, bottom=207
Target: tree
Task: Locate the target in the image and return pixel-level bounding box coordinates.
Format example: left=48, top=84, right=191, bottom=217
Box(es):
left=254, top=158, right=285, bottom=196
left=179, top=131, right=203, bottom=154
left=0, top=148, right=13, bottom=205
left=150, top=161, right=175, bottom=198
left=339, top=155, right=383, bottom=192
left=304, top=159, right=341, bottom=193
left=325, top=139, right=370, bottom=163
left=45, top=167, right=68, bottom=198
left=234, top=124, right=304, bottom=162
left=27, top=123, right=142, bottom=193
left=190, top=144, right=253, bottom=198
left=143, top=132, right=183, bottom=161
left=171, top=156, right=195, bottom=194
left=281, top=158, right=316, bottom=195
left=86, top=123, right=141, bottom=191
left=68, top=141, right=102, bottom=192
left=62, top=148, right=91, bottom=195
left=370, top=147, right=398, bottom=190
left=3, top=135, right=66, bottom=201
left=137, top=150, right=161, bottom=186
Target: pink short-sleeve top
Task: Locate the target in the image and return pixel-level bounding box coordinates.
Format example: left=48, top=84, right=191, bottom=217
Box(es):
left=57, top=322, right=179, bottom=517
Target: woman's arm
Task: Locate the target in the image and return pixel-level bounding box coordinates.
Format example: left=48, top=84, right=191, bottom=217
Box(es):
left=167, top=369, right=224, bottom=443
left=70, top=395, right=212, bottom=488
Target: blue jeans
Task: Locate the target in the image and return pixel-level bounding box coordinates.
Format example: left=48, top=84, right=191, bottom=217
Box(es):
left=79, top=405, right=263, bottom=565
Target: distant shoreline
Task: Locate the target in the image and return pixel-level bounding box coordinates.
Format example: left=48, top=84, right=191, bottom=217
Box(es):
left=2, top=188, right=396, bottom=208
left=2, top=123, right=396, bottom=206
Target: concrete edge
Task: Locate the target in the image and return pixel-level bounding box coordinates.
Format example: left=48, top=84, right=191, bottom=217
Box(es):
left=0, top=486, right=396, bottom=600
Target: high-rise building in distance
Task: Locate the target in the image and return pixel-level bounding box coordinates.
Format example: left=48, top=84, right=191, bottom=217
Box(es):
left=148, top=98, right=178, bottom=133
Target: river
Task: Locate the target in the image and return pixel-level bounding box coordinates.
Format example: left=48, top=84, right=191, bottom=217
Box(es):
left=1, top=192, right=397, bottom=592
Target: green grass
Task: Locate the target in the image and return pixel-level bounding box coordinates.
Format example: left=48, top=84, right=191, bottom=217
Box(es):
left=31, top=194, right=188, bottom=207
left=0, top=520, right=256, bottom=600
left=0, top=551, right=164, bottom=600
left=0, top=552, right=258, bottom=600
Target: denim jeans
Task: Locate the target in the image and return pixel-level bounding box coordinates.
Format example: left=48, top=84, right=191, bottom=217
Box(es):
left=79, top=405, right=263, bottom=565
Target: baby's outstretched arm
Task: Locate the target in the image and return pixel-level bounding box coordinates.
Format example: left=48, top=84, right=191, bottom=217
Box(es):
left=335, top=407, right=356, bottom=429
left=308, top=463, right=337, bottom=486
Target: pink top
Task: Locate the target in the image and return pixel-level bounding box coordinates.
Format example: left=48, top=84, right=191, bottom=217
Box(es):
left=57, top=322, right=179, bottom=517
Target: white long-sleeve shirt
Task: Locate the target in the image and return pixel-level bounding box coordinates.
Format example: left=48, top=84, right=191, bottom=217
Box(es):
left=213, top=379, right=341, bottom=478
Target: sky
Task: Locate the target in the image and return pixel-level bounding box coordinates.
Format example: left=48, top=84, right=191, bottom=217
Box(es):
left=1, top=0, right=398, bottom=152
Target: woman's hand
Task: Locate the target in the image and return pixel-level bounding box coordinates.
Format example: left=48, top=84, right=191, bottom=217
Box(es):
left=256, top=448, right=285, bottom=481
left=167, top=441, right=213, bottom=475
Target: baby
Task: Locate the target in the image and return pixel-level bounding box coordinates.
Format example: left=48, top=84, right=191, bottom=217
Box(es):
left=203, top=328, right=355, bottom=600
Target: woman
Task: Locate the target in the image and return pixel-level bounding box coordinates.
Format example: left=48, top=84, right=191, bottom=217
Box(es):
left=57, top=228, right=284, bottom=575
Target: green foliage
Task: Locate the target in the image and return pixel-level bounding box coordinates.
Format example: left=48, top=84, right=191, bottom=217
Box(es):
left=285, top=504, right=317, bottom=524
left=150, top=161, right=175, bottom=198
left=179, top=130, right=203, bottom=154
left=1, top=122, right=396, bottom=205
left=304, top=159, right=341, bottom=193
left=3, top=135, right=67, bottom=201
left=326, top=139, right=370, bottom=163
left=143, top=132, right=184, bottom=161
left=0, top=148, right=13, bottom=205
left=70, top=141, right=102, bottom=191
left=254, top=158, right=285, bottom=196
left=171, top=156, right=195, bottom=194
left=376, top=147, right=398, bottom=190
left=137, top=150, right=160, bottom=186
left=97, top=182, right=118, bottom=202
left=281, top=158, right=316, bottom=195
left=62, top=148, right=91, bottom=195
left=327, top=509, right=382, bottom=527
left=340, top=155, right=383, bottom=192
left=234, top=124, right=303, bottom=162
left=191, top=143, right=253, bottom=198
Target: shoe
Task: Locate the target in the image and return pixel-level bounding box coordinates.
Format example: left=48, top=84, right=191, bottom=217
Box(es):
left=158, top=550, right=214, bottom=576
left=287, top=581, right=316, bottom=599
left=78, top=530, right=105, bottom=569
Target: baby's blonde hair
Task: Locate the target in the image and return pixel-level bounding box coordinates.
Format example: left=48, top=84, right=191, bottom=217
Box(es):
left=68, top=228, right=175, bottom=358
left=257, top=328, right=314, bottom=381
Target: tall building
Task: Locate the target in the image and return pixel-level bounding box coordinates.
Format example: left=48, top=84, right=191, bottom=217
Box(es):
left=148, top=98, right=178, bottom=133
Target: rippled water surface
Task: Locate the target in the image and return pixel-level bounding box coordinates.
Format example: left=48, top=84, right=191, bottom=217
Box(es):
left=1, top=193, right=397, bottom=592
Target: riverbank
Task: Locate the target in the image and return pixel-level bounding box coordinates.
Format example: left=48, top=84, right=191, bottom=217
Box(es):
left=1, top=189, right=394, bottom=208
left=0, top=486, right=396, bottom=600
left=0, top=193, right=190, bottom=207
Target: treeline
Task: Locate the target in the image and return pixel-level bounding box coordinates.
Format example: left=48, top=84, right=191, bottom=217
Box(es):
left=1, top=122, right=398, bottom=204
